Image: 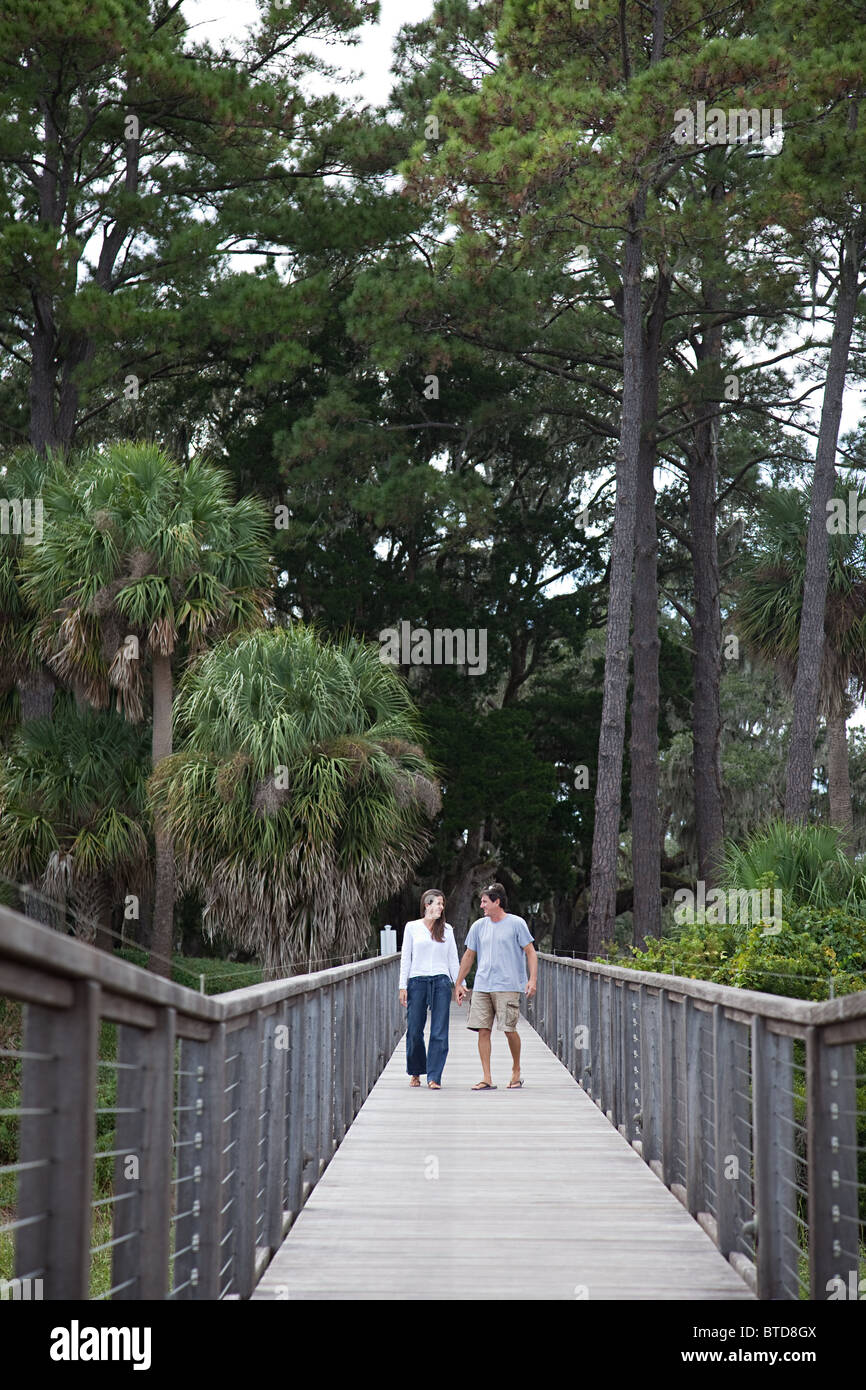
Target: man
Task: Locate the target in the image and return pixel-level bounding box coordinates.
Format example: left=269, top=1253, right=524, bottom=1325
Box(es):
left=454, top=882, right=537, bottom=1090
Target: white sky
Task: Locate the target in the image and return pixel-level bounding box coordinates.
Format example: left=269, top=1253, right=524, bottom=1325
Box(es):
left=184, top=0, right=424, bottom=103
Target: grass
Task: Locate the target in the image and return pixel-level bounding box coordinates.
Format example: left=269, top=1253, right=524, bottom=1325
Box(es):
left=114, top=948, right=263, bottom=995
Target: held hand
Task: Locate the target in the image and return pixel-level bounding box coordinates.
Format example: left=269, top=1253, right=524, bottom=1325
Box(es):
left=455, top=983, right=467, bottom=1006
left=526, top=980, right=537, bottom=999
left=399, top=989, right=407, bottom=1008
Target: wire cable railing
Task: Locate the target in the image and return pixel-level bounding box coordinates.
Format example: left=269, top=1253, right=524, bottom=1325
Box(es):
left=528, top=953, right=866, bottom=1301
left=0, top=899, right=402, bottom=1300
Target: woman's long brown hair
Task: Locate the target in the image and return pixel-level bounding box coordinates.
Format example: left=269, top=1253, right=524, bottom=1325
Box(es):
left=420, top=888, right=446, bottom=943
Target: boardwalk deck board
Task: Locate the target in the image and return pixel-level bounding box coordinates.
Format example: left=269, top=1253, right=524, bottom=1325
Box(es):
left=253, top=1003, right=755, bottom=1301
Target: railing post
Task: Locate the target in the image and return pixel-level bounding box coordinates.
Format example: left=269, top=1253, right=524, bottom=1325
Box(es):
left=599, top=976, right=612, bottom=1119
left=685, top=998, right=706, bottom=1216
left=575, top=968, right=589, bottom=1088
left=381, top=963, right=391, bottom=1065
left=548, top=958, right=556, bottom=1044
left=302, top=988, right=322, bottom=1193
left=373, top=966, right=381, bottom=1082
left=564, top=963, right=574, bottom=1078
left=367, top=967, right=377, bottom=1082
left=588, top=971, right=600, bottom=1102
left=548, top=962, right=556, bottom=1054
left=232, top=1011, right=264, bottom=1299
left=659, top=989, right=674, bottom=1187
left=625, top=985, right=641, bottom=1146
left=806, top=1027, right=859, bottom=1301
left=346, top=973, right=360, bottom=1125
left=286, top=997, right=305, bottom=1223
left=608, top=976, right=617, bottom=1122
left=110, top=1008, right=175, bottom=1300
left=172, top=1021, right=225, bottom=1299
left=561, top=964, right=569, bottom=1063
left=614, top=984, right=625, bottom=1134
left=375, top=965, right=385, bottom=1075
left=319, top=984, right=335, bottom=1164
left=713, top=1006, right=741, bottom=1257
left=171, top=1031, right=203, bottom=1301
left=263, top=1007, right=288, bottom=1252
left=333, top=979, right=347, bottom=1148
left=752, top=1015, right=798, bottom=1299
left=394, top=958, right=404, bottom=1049
left=364, top=969, right=375, bottom=1097
left=639, top=987, right=661, bottom=1165
left=354, top=970, right=366, bottom=1115
left=16, top=980, right=100, bottom=1300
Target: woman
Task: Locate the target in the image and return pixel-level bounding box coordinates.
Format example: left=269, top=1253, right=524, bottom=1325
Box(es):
left=399, top=888, right=459, bottom=1089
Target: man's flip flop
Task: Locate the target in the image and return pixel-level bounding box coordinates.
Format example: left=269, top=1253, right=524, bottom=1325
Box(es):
left=471, top=1081, right=497, bottom=1090
left=507, top=1079, right=524, bottom=1088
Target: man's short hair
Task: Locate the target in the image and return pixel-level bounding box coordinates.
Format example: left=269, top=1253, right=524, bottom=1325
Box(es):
left=482, top=882, right=508, bottom=909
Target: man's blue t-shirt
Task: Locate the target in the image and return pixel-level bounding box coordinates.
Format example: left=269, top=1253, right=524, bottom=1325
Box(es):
left=465, top=913, right=534, bottom=993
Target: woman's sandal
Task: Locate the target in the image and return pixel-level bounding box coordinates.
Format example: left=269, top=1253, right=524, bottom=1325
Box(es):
left=409, top=1076, right=421, bottom=1087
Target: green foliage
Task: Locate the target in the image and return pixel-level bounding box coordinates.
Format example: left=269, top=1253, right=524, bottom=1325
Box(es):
left=0, top=449, right=58, bottom=693
left=0, top=0, right=385, bottom=451
left=720, top=818, right=866, bottom=912
left=611, top=902, right=866, bottom=1000
left=149, top=625, right=441, bottom=976
left=731, top=484, right=866, bottom=714
left=20, top=444, right=273, bottom=710
left=114, top=948, right=263, bottom=995
left=0, top=699, right=150, bottom=887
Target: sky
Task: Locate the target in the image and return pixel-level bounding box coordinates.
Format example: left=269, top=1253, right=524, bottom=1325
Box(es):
left=184, top=0, right=424, bottom=103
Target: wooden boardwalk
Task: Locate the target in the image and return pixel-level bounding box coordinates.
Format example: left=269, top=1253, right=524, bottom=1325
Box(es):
left=253, top=1003, right=755, bottom=1300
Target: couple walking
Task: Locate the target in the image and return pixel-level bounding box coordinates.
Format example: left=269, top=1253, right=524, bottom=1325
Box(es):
left=398, top=882, right=538, bottom=1090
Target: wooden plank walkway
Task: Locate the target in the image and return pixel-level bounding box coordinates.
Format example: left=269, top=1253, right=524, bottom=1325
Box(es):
left=253, top=1003, right=755, bottom=1300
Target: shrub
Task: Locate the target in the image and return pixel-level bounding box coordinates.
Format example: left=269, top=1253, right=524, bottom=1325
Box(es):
left=611, top=904, right=866, bottom=1001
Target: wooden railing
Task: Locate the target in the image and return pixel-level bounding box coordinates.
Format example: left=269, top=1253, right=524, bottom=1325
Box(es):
left=0, top=903, right=402, bottom=1300
left=5, top=904, right=864, bottom=1302
left=528, top=954, right=866, bottom=1301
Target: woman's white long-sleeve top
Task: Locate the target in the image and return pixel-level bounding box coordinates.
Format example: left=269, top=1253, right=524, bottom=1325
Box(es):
left=399, top=920, right=460, bottom=989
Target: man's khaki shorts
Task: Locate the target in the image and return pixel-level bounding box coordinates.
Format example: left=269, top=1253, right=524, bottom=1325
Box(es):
left=467, top=990, right=521, bottom=1032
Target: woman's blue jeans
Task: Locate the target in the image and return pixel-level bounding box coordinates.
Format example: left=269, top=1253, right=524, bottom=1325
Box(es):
left=406, top=974, right=452, bottom=1084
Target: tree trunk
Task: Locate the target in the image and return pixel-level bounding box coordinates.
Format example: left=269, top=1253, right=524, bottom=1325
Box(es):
left=29, top=308, right=60, bottom=452
left=785, top=227, right=862, bottom=820
left=588, top=196, right=646, bottom=957
left=826, top=706, right=853, bottom=852
left=552, top=891, right=590, bottom=958
left=149, top=651, right=175, bottom=978
left=445, top=824, right=493, bottom=955
left=689, top=381, right=725, bottom=887
left=689, top=167, right=727, bottom=888
left=70, top=872, right=113, bottom=949
left=630, top=266, right=670, bottom=948
left=17, top=666, right=56, bottom=721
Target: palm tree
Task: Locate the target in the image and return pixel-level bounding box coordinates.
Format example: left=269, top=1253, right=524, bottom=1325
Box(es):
left=732, top=486, right=866, bottom=850
left=0, top=701, right=151, bottom=948
left=720, top=818, right=866, bottom=915
left=149, top=626, right=442, bottom=978
left=20, top=443, right=272, bottom=974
